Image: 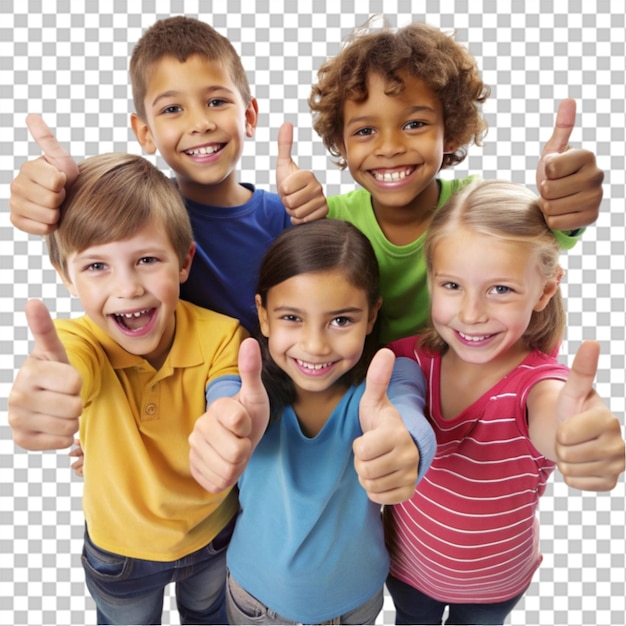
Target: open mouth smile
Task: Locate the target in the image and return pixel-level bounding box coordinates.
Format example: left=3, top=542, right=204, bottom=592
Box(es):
left=111, top=308, right=156, bottom=334
left=370, top=166, right=416, bottom=182
left=184, top=144, right=224, bottom=156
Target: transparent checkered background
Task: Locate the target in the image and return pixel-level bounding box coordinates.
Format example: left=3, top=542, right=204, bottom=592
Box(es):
left=1, top=1, right=625, bottom=624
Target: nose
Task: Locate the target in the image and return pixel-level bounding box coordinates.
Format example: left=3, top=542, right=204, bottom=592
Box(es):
left=374, top=128, right=406, bottom=158
left=300, top=324, right=331, bottom=356
left=190, top=106, right=216, bottom=134
left=458, top=292, right=488, bottom=325
left=115, top=269, right=145, bottom=299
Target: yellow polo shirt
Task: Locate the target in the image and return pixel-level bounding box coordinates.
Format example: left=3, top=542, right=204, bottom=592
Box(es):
left=55, top=300, right=246, bottom=561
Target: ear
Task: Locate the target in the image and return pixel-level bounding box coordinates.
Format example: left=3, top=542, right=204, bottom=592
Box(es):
left=179, top=242, right=196, bottom=284
left=533, top=268, right=563, bottom=312
left=245, top=98, right=259, bottom=138
left=366, top=297, right=383, bottom=334
left=130, top=113, right=157, bottom=155
left=255, top=294, right=270, bottom=337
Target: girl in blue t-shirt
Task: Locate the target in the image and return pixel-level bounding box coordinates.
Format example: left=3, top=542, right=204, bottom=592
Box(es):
left=189, top=219, right=435, bottom=624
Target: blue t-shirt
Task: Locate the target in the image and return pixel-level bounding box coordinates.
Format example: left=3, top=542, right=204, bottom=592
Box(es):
left=181, top=184, right=292, bottom=332
left=226, top=357, right=434, bottom=623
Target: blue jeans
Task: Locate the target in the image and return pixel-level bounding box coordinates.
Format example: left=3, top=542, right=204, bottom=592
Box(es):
left=386, top=574, right=526, bottom=625
left=226, top=571, right=384, bottom=624
left=82, top=517, right=235, bottom=625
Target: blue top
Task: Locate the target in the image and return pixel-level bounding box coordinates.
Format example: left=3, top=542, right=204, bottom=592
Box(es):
left=226, top=357, right=434, bottom=623
left=180, top=184, right=292, bottom=333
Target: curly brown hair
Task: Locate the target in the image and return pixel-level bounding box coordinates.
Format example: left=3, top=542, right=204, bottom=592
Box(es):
left=309, top=20, right=490, bottom=170
left=129, top=16, right=252, bottom=120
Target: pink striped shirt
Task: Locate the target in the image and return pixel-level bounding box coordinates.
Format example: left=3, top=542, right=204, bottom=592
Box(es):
left=386, top=337, right=569, bottom=603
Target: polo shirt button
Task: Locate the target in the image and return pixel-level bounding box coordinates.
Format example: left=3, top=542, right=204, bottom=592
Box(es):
left=145, top=403, right=157, bottom=415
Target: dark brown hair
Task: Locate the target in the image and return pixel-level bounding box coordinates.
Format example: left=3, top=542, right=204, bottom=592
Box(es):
left=255, top=219, right=381, bottom=419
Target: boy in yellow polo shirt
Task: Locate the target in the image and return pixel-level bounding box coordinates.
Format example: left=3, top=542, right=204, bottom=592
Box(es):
left=7, top=153, right=260, bottom=625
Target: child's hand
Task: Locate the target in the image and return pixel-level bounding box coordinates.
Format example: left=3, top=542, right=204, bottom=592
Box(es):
left=556, top=340, right=625, bottom=491
left=189, top=338, right=270, bottom=494
left=69, top=439, right=85, bottom=477
left=9, top=114, right=79, bottom=235
left=354, top=348, right=420, bottom=505
left=276, top=122, right=328, bottom=224
left=536, top=99, right=604, bottom=232
left=8, top=300, right=82, bottom=451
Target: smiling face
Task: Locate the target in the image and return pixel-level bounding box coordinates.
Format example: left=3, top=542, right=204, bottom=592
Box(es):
left=131, top=54, right=258, bottom=205
left=64, top=219, right=194, bottom=370
left=430, top=228, right=558, bottom=372
left=256, top=269, right=380, bottom=404
left=340, top=70, right=452, bottom=218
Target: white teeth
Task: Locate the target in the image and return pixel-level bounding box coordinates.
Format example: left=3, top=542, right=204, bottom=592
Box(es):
left=116, top=309, right=149, bottom=319
left=186, top=145, right=220, bottom=156
left=459, top=332, right=489, bottom=342
left=297, top=359, right=332, bottom=371
left=373, top=167, right=413, bottom=182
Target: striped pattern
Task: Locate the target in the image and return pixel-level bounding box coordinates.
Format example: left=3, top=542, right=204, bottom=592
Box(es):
left=386, top=338, right=569, bottom=603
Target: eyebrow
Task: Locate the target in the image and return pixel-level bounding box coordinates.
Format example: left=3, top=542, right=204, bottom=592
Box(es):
left=273, top=305, right=365, bottom=316
left=151, top=86, right=236, bottom=108
left=345, top=105, right=437, bottom=127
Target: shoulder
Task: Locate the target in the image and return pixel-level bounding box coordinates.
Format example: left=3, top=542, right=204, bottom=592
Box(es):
left=176, top=300, right=246, bottom=338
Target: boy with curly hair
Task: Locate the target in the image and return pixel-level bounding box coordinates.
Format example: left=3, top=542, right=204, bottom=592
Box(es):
left=309, top=20, right=603, bottom=343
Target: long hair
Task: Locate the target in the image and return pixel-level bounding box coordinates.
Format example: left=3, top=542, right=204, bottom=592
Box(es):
left=420, top=179, right=566, bottom=355
left=255, top=219, right=381, bottom=420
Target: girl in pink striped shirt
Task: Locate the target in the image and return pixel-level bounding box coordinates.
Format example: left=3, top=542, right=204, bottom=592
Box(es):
left=385, top=179, right=624, bottom=625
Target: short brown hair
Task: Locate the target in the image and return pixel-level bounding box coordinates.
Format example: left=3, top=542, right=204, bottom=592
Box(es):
left=47, top=153, right=193, bottom=279
left=129, top=16, right=252, bottom=120
left=421, top=179, right=566, bottom=355
left=309, top=20, right=490, bottom=170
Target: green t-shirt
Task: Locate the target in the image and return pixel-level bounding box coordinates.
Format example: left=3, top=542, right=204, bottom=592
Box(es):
left=328, top=177, right=581, bottom=344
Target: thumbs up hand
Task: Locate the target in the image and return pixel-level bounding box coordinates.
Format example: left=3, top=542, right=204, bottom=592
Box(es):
left=555, top=341, right=625, bottom=491
left=8, top=300, right=82, bottom=450
left=535, top=99, right=603, bottom=231
left=10, top=114, right=80, bottom=235
left=276, top=122, right=328, bottom=224
left=189, top=338, right=270, bottom=493
left=353, top=348, right=420, bottom=505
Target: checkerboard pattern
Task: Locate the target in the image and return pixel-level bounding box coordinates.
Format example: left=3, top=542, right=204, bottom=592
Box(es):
left=1, top=1, right=624, bottom=624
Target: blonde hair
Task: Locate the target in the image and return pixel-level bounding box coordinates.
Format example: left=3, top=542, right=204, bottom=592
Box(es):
left=420, top=179, right=566, bottom=355
left=47, top=153, right=193, bottom=279
left=309, top=19, right=489, bottom=170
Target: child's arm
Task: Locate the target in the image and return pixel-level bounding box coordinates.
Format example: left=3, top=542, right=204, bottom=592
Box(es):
left=8, top=299, right=82, bottom=451
left=354, top=348, right=434, bottom=506
left=10, top=115, right=79, bottom=235
left=527, top=341, right=625, bottom=491
left=536, top=99, right=604, bottom=232
left=275, top=122, right=328, bottom=224
left=189, top=337, right=270, bottom=494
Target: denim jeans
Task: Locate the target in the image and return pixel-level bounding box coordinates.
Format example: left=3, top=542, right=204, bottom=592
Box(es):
left=226, top=571, right=384, bottom=624
left=386, top=574, right=526, bottom=625
left=81, top=517, right=235, bottom=625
